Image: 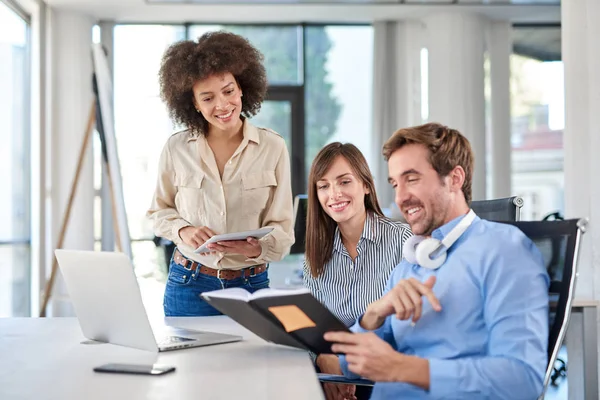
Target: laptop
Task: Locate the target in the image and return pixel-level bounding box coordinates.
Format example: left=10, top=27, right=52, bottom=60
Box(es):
left=55, top=249, right=242, bottom=352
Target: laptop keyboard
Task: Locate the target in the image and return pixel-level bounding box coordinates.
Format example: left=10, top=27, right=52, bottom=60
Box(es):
left=157, top=335, right=195, bottom=346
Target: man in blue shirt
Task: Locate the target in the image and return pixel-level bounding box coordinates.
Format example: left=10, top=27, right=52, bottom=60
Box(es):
left=324, top=123, right=549, bottom=400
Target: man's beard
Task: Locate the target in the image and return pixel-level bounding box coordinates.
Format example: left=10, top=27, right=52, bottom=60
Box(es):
left=413, top=195, right=448, bottom=236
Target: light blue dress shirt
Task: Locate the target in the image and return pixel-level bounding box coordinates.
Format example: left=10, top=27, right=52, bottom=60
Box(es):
left=340, top=213, right=550, bottom=400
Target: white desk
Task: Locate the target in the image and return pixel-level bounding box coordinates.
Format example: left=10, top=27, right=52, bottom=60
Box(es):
left=0, top=316, right=325, bottom=400
left=566, top=299, right=599, bottom=400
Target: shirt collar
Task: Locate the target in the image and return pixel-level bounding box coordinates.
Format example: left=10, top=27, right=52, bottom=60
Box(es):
left=430, top=210, right=479, bottom=241
left=333, top=211, right=380, bottom=253
left=333, top=227, right=345, bottom=253
left=186, top=118, right=260, bottom=145
left=243, top=119, right=260, bottom=145
left=191, top=119, right=261, bottom=164
left=362, top=212, right=379, bottom=244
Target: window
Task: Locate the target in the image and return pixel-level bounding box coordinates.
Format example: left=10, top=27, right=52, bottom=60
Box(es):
left=112, top=25, right=186, bottom=276
left=510, top=54, right=564, bottom=221
left=304, top=25, right=374, bottom=177
left=0, top=1, right=31, bottom=317
left=189, top=25, right=303, bottom=86
left=420, top=48, right=429, bottom=122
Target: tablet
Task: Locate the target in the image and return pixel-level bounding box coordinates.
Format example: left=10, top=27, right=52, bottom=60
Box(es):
left=194, top=227, right=274, bottom=254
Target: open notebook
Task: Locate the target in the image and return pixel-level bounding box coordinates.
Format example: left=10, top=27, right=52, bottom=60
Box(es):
left=201, top=287, right=349, bottom=354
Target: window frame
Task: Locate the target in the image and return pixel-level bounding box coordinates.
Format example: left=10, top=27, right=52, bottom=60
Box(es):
left=0, top=0, right=33, bottom=317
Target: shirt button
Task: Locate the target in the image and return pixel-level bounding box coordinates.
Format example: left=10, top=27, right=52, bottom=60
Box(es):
left=228, top=161, right=232, bottom=165
left=220, top=211, right=225, bottom=216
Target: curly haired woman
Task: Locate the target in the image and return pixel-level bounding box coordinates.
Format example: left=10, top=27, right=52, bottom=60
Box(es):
left=147, top=31, right=295, bottom=316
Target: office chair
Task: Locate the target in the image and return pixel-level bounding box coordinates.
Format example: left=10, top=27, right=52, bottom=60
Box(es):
left=501, top=218, right=587, bottom=399
left=290, top=194, right=308, bottom=255
left=471, top=196, right=524, bottom=222
left=318, top=217, right=588, bottom=399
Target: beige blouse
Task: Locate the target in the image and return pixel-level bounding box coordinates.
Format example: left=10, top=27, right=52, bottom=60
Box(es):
left=147, top=120, right=295, bottom=270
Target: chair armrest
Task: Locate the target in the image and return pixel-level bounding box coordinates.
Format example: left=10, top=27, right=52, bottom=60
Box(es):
left=317, top=373, right=375, bottom=387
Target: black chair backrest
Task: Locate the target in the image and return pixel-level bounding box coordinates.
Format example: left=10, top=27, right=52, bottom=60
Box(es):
left=471, top=196, right=523, bottom=222
left=500, top=218, right=587, bottom=396
left=290, top=194, right=308, bottom=255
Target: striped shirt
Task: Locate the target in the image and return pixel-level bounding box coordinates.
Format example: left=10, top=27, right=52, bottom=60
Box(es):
left=303, top=212, right=412, bottom=327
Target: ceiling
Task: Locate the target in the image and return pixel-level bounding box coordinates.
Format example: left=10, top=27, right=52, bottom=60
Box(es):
left=147, top=0, right=560, bottom=4
left=44, top=0, right=561, bottom=60
left=44, top=0, right=561, bottom=22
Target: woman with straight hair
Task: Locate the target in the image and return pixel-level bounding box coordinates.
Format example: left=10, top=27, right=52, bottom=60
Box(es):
left=303, top=142, right=411, bottom=400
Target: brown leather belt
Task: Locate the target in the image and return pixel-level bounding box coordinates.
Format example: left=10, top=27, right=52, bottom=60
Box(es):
left=173, top=249, right=267, bottom=280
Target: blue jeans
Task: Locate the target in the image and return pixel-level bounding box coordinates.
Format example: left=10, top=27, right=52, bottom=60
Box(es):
left=163, top=256, right=270, bottom=317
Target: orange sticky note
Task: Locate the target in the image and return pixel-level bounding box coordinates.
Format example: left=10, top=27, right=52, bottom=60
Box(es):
left=268, top=305, right=316, bottom=332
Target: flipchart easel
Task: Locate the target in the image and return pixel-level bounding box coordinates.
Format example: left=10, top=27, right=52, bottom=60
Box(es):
left=40, top=45, right=132, bottom=317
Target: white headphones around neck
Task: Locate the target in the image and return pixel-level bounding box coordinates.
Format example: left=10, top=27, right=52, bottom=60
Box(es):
left=403, top=209, right=477, bottom=270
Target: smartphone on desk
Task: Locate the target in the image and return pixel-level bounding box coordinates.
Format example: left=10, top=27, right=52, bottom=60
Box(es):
left=93, top=363, right=176, bottom=376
